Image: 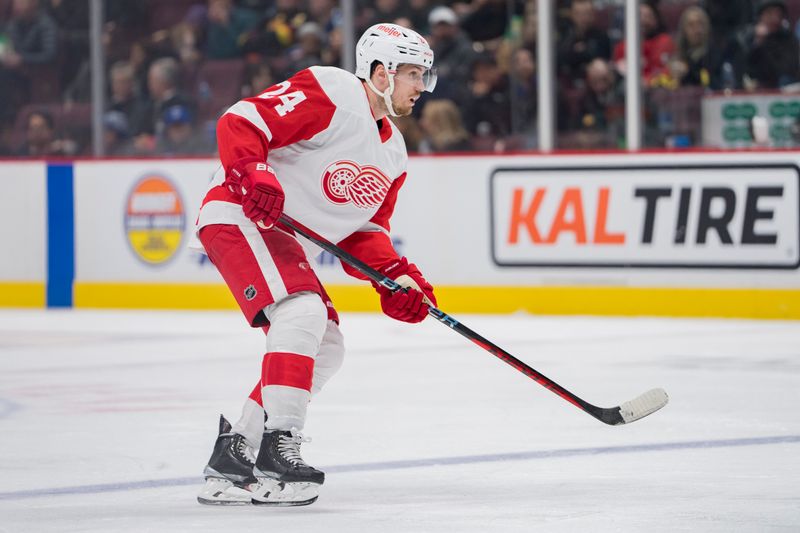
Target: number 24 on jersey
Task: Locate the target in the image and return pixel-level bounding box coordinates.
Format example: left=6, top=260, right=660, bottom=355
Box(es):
left=259, top=81, right=307, bottom=117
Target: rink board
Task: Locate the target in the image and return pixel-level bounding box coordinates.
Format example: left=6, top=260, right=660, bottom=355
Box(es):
left=1, top=152, right=799, bottom=318
left=0, top=162, right=47, bottom=306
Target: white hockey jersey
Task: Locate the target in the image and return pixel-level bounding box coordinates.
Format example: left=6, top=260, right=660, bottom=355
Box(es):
left=195, top=66, right=409, bottom=272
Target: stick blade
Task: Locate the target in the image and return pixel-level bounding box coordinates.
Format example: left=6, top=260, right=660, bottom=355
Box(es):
left=617, top=388, right=669, bottom=424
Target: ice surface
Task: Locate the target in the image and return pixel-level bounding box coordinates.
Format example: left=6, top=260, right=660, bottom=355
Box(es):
left=1, top=309, right=799, bottom=532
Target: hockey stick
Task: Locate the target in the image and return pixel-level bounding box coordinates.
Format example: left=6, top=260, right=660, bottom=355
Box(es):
left=278, top=214, right=668, bottom=426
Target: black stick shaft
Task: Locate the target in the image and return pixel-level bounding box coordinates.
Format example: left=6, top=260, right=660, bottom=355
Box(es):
left=279, top=214, right=611, bottom=423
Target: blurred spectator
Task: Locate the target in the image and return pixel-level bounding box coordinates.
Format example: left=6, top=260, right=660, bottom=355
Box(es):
left=206, top=0, right=259, bottom=59
left=102, top=0, right=149, bottom=63
left=125, top=40, right=151, bottom=98
left=241, top=0, right=307, bottom=61
left=287, top=21, right=324, bottom=74
left=703, top=0, right=754, bottom=35
left=742, top=0, right=800, bottom=89
left=49, top=0, right=89, bottom=99
left=241, top=61, right=275, bottom=98
left=49, top=0, right=147, bottom=96
left=461, top=0, right=522, bottom=43
left=170, top=22, right=203, bottom=71
left=17, top=109, right=66, bottom=157
left=612, top=1, right=675, bottom=86
left=307, top=0, right=341, bottom=35
left=102, top=110, right=134, bottom=156
left=131, top=57, right=195, bottom=153
left=418, top=99, right=471, bottom=153
left=670, top=6, right=712, bottom=88
left=155, top=104, right=212, bottom=155
left=0, top=122, right=14, bottom=156
left=520, top=1, right=537, bottom=50
left=236, top=0, right=272, bottom=12
left=2, top=0, right=57, bottom=66
left=509, top=46, right=537, bottom=146
left=465, top=52, right=511, bottom=138
left=390, top=113, right=423, bottom=153
left=699, top=0, right=747, bottom=90
left=107, top=61, right=149, bottom=135
left=360, top=0, right=411, bottom=32
left=557, top=0, right=611, bottom=85
left=570, top=58, right=624, bottom=148
left=0, top=0, right=58, bottom=121
left=142, top=57, right=195, bottom=135
left=427, top=6, right=476, bottom=107
left=669, top=4, right=747, bottom=91
left=321, top=24, right=342, bottom=66
left=406, top=0, right=432, bottom=34
left=393, top=16, right=414, bottom=31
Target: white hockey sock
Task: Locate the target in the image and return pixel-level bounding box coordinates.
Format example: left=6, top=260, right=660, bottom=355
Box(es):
left=231, top=398, right=265, bottom=449
left=311, top=320, right=345, bottom=396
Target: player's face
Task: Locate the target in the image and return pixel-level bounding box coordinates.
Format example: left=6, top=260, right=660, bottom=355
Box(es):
left=391, top=64, right=426, bottom=116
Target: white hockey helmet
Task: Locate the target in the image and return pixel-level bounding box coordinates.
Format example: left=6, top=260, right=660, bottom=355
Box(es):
left=355, top=23, right=437, bottom=116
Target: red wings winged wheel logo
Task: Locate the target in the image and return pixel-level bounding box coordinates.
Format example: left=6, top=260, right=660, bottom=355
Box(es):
left=321, top=160, right=392, bottom=209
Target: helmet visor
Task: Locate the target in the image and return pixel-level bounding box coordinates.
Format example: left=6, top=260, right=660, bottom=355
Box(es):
left=393, top=67, right=438, bottom=93
left=423, top=68, right=438, bottom=92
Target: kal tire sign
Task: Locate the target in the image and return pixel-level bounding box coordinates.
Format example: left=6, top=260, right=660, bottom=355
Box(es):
left=490, top=164, right=800, bottom=269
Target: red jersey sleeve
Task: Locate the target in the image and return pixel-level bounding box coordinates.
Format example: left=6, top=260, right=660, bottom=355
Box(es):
left=337, top=172, right=408, bottom=280
left=216, top=69, right=336, bottom=171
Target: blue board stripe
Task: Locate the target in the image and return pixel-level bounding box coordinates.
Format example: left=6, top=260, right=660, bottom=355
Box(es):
left=46, top=163, right=74, bottom=308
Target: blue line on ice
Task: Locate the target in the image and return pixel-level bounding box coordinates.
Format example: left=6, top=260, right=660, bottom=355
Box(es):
left=2, top=434, right=798, bottom=501
left=0, top=398, right=21, bottom=420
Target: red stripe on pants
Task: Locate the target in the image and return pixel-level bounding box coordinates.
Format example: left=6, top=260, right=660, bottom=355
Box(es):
left=262, top=352, right=314, bottom=391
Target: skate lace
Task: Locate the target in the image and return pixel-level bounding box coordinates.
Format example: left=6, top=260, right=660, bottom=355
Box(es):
left=277, top=428, right=311, bottom=467
left=233, top=435, right=256, bottom=465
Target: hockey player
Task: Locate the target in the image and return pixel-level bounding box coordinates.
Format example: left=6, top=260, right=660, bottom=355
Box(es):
left=195, top=23, right=438, bottom=506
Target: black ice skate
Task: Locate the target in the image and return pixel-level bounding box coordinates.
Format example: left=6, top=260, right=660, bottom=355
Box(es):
left=197, top=415, right=259, bottom=505
left=251, top=428, right=324, bottom=506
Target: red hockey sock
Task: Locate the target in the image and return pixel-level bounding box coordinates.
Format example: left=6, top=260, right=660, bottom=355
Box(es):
left=248, top=380, right=263, bottom=406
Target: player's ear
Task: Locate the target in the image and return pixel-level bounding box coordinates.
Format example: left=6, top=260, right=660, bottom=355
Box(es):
left=371, top=63, right=389, bottom=90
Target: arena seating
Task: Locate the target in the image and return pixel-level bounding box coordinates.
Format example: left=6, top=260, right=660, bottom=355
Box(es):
left=195, top=58, right=246, bottom=122
left=147, top=0, right=198, bottom=34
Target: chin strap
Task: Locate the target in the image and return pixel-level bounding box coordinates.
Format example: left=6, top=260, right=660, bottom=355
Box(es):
left=365, top=74, right=399, bottom=117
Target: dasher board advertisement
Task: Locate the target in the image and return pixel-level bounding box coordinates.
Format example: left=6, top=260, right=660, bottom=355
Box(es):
left=490, top=164, right=800, bottom=269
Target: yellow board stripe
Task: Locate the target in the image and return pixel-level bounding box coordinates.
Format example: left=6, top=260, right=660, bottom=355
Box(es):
left=0, top=282, right=46, bottom=307
left=432, top=286, right=800, bottom=319
left=70, top=283, right=800, bottom=320
left=74, top=282, right=239, bottom=310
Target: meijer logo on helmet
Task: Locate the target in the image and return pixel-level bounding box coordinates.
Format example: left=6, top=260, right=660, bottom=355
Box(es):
left=376, top=24, right=402, bottom=37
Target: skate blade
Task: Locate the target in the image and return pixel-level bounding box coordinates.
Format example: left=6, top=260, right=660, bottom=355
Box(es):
left=251, top=479, right=320, bottom=507
left=197, top=477, right=254, bottom=506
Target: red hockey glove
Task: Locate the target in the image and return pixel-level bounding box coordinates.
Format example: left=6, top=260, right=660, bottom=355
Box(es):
left=376, top=258, right=437, bottom=323
left=228, top=158, right=284, bottom=229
